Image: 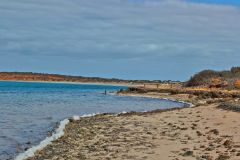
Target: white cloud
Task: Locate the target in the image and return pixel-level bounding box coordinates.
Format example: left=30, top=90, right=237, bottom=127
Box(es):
left=0, top=0, right=240, bottom=79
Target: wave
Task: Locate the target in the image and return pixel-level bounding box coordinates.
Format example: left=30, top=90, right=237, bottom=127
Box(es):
left=15, top=113, right=96, bottom=160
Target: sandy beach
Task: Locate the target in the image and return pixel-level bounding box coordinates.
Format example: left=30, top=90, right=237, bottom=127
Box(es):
left=23, top=91, right=240, bottom=160
left=1, top=0, right=240, bottom=159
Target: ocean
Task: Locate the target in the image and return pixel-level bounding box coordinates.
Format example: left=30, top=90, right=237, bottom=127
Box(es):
left=0, top=81, right=185, bottom=159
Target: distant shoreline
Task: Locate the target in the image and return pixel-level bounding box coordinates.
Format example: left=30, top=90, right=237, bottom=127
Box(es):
left=0, top=72, right=169, bottom=87
left=0, top=80, right=137, bottom=87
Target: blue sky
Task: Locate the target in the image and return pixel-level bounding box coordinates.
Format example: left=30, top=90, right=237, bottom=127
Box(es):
left=188, top=0, right=240, bottom=6
left=0, top=0, right=240, bottom=81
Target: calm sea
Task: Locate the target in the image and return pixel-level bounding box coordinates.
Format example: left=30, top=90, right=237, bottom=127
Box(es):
left=0, top=81, right=184, bottom=159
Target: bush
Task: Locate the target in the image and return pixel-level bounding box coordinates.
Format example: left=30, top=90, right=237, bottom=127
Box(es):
left=218, top=101, right=240, bottom=112
left=170, top=90, right=179, bottom=95
left=231, top=67, right=240, bottom=74
left=186, top=67, right=240, bottom=89
left=186, top=70, right=220, bottom=87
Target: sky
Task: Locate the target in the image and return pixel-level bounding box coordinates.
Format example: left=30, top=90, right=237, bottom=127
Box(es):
left=188, top=0, right=240, bottom=6
left=0, top=0, right=240, bottom=81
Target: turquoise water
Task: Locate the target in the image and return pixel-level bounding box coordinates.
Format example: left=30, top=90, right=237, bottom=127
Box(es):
left=0, top=81, right=184, bottom=158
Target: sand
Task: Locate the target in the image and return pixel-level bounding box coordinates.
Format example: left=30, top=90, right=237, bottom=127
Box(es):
left=26, top=93, right=240, bottom=160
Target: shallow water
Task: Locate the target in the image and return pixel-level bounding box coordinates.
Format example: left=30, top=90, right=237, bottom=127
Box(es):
left=0, top=81, right=184, bottom=158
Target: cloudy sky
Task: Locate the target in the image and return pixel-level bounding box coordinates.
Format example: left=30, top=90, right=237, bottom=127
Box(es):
left=0, top=0, right=240, bottom=81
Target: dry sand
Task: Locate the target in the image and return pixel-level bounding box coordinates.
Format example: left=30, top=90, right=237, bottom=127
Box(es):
left=27, top=94, right=240, bottom=160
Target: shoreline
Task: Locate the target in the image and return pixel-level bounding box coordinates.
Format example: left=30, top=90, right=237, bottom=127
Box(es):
left=15, top=113, right=97, bottom=160
left=16, top=92, right=240, bottom=160
left=0, top=80, right=137, bottom=87
left=111, top=92, right=195, bottom=107
left=15, top=92, right=191, bottom=160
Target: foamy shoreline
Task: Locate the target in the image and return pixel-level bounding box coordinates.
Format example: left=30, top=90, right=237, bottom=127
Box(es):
left=25, top=101, right=240, bottom=160
left=15, top=91, right=240, bottom=160
left=15, top=113, right=97, bottom=160
left=15, top=93, right=191, bottom=160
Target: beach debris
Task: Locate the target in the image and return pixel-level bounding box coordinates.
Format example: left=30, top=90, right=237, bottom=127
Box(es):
left=182, top=150, right=193, bottom=157
left=209, top=129, right=219, bottom=135
left=201, top=155, right=214, bottom=160
left=24, top=147, right=30, bottom=151
left=196, top=131, right=203, bottom=136
left=26, top=141, right=31, bottom=145
left=223, top=140, right=233, bottom=147
left=216, top=153, right=230, bottom=160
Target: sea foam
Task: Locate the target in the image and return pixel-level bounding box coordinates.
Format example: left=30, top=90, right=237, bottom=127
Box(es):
left=15, top=113, right=96, bottom=160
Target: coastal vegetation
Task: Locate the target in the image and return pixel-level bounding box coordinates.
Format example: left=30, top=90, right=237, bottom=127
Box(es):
left=218, top=101, right=240, bottom=112
left=186, top=67, right=240, bottom=89
left=117, top=67, right=240, bottom=111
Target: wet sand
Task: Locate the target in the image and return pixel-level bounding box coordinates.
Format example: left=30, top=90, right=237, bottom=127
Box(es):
left=26, top=100, right=240, bottom=160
